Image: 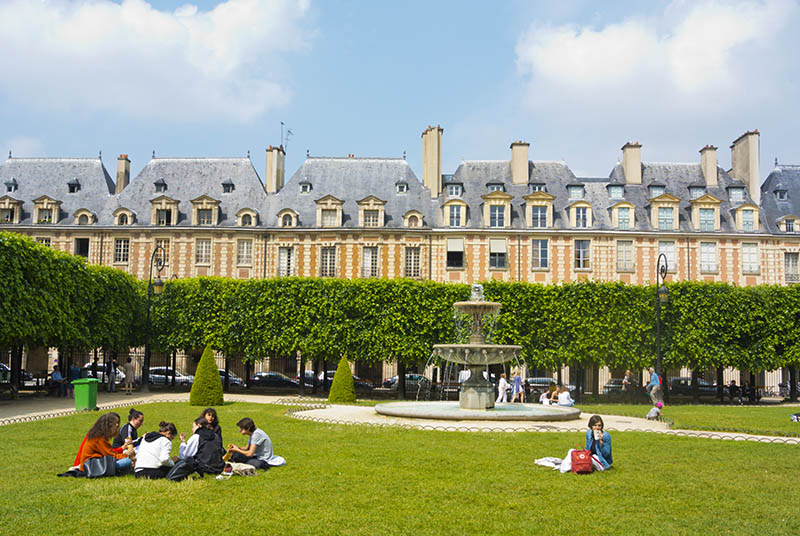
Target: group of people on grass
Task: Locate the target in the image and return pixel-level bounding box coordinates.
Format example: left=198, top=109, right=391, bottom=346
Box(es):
left=496, top=372, right=576, bottom=406
left=70, top=407, right=284, bottom=480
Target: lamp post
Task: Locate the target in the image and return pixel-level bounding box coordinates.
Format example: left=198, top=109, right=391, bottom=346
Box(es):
left=655, top=253, right=670, bottom=399
left=142, top=246, right=166, bottom=392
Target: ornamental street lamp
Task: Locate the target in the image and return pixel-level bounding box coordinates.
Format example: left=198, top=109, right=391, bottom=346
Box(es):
left=655, top=253, right=670, bottom=399
left=142, top=246, right=166, bottom=392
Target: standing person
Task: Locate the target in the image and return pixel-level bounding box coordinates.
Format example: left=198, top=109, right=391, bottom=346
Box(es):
left=646, top=367, right=662, bottom=404
left=622, top=369, right=634, bottom=403
left=134, top=421, right=177, bottom=479
left=199, top=408, right=222, bottom=440
left=106, top=358, right=118, bottom=392
left=585, top=415, right=612, bottom=470
left=113, top=408, right=144, bottom=448
left=228, top=417, right=284, bottom=469
left=122, top=357, right=136, bottom=395
left=79, top=412, right=134, bottom=474
left=511, top=370, right=524, bottom=403
left=496, top=373, right=509, bottom=404
left=90, top=358, right=98, bottom=379
left=51, top=365, right=67, bottom=397
left=66, top=363, right=81, bottom=399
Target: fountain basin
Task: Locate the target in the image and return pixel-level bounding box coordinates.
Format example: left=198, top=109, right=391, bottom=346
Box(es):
left=432, top=344, right=522, bottom=366
left=375, top=401, right=581, bottom=421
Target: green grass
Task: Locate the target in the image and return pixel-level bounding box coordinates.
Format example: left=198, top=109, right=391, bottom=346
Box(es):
left=1, top=402, right=799, bottom=535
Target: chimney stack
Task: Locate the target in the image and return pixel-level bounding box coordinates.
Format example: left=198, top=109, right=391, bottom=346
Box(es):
left=621, top=142, right=642, bottom=184
left=265, top=145, right=285, bottom=194
left=115, top=154, right=130, bottom=194
left=700, top=145, right=718, bottom=187
left=730, top=130, right=760, bottom=204
left=421, top=125, right=443, bottom=198
left=510, top=141, right=530, bottom=185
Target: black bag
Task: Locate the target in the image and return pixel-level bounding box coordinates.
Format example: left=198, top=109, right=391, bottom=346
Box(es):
left=165, top=458, right=198, bottom=482
left=84, top=455, right=116, bottom=478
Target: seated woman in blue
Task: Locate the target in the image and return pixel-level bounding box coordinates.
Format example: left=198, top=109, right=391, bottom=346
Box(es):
left=585, top=415, right=612, bottom=469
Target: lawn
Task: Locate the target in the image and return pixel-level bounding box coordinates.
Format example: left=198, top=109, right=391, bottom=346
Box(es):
left=0, top=401, right=798, bottom=535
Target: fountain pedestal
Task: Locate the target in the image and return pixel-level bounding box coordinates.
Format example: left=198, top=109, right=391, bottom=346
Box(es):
left=460, top=365, right=495, bottom=410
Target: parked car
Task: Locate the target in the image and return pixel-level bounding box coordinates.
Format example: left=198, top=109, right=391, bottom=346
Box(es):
left=602, top=378, right=640, bottom=395
left=250, top=371, right=299, bottom=388
left=82, top=363, right=126, bottom=385
left=218, top=369, right=243, bottom=387
left=147, top=366, right=194, bottom=386
left=0, top=363, right=33, bottom=383
left=668, top=377, right=717, bottom=397
left=383, top=373, right=432, bottom=393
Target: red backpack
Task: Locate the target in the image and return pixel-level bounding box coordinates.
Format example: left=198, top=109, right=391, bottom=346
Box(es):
left=571, top=449, right=594, bottom=474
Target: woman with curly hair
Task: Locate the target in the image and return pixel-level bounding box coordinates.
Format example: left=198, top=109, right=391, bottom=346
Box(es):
left=79, top=412, right=134, bottom=474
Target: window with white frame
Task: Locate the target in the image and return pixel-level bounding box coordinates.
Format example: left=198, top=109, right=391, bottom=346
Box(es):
left=650, top=185, right=666, bottom=198
left=531, top=206, right=547, bottom=228
left=197, top=209, right=213, bottom=225
left=742, top=210, right=754, bottom=232
left=155, top=239, right=170, bottom=265
left=617, top=240, right=633, bottom=271
left=575, top=240, right=590, bottom=269
left=396, top=183, right=408, bottom=194
left=690, top=187, right=704, bottom=200
left=404, top=246, right=420, bottom=278
left=195, top=239, right=211, bottom=264
left=156, top=209, right=172, bottom=226
left=658, top=207, right=673, bottom=230
left=300, top=183, right=311, bottom=193
left=786, top=219, right=796, bottom=233
left=777, top=190, right=788, bottom=201
left=363, top=210, right=380, bottom=227
left=322, top=209, right=338, bottom=227
left=729, top=187, right=744, bottom=202
left=237, top=239, right=252, bottom=265
left=742, top=243, right=759, bottom=273
left=487, top=184, right=504, bottom=192
left=574, top=206, right=588, bottom=228
left=786, top=252, right=799, bottom=283
left=489, top=239, right=506, bottom=269
left=114, top=239, right=129, bottom=263
left=658, top=241, right=675, bottom=271
left=489, top=205, right=505, bottom=228
left=278, top=247, right=294, bottom=277
left=700, top=242, right=717, bottom=272
left=36, top=237, right=51, bottom=247
left=447, top=184, right=463, bottom=197
left=320, top=246, right=336, bottom=277
left=449, top=205, right=462, bottom=227
left=446, top=238, right=464, bottom=269
left=568, top=185, right=584, bottom=200
left=618, top=207, right=631, bottom=230
left=529, top=184, right=545, bottom=193
left=608, top=185, right=624, bottom=199
left=531, top=239, right=548, bottom=269
left=699, top=208, right=715, bottom=232
left=362, top=246, right=379, bottom=277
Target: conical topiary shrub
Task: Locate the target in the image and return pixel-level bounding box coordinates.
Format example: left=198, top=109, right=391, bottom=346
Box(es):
left=328, top=356, right=356, bottom=403
left=189, top=344, right=224, bottom=406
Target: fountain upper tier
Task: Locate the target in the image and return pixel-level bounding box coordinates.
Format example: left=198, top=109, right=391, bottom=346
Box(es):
left=432, top=344, right=522, bottom=366
left=453, top=301, right=502, bottom=316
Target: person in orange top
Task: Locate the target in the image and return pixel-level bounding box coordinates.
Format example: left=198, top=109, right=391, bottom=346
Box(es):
left=79, top=412, right=133, bottom=474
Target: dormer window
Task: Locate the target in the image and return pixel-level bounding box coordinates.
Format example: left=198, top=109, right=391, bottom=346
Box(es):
left=241, top=214, right=252, bottom=226
left=1, top=208, right=14, bottom=223
left=156, top=209, right=172, bottom=226
left=689, top=187, right=705, bottom=200
left=197, top=209, right=213, bottom=225
left=68, top=178, right=80, bottom=193
left=5, top=178, right=17, bottom=193
left=608, top=185, right=624, bottom=199
left=281, top=214, right=292, bottom=227
left=78, top=214, right=89, bottom=225
left=154, top=178, right=167, bottom=193
left=300, top=181, right=312, bottom=193
left=729, top=187, right=745, bottom=202
left=649, top=185, right=666, bottom=198
left=567, top=185, right=584, bottom=200
left=487, top=183, right=504, bottom=193
left=447, top=184, right=463, bottom=197
left=396, top=182, right=408, bottom=194
left=777, top=190, right=788, bottom=201
left=222, top=179, right=234, bottom=194
left=38, top=208, right=52, bottom=223
left=786, top=219, right=795, bottom=233
left=529, top=183, right=546, bottom=193
left=118, top=214, right=128, bottom=225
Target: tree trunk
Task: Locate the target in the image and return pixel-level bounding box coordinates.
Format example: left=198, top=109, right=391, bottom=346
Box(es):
left=717, top=367, right=724, bottom=403
left=790, top=366, right=798, bottom=402
left=691, top=369, right=700, bottom=404
left=592, top=364, right=599, bottom=403
left=223, top=354, right=230, bottom=392
left=397, top=361, right=406, bottom=400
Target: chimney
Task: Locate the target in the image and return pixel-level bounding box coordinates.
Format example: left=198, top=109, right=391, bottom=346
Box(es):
left=700, top=145, right=718, bottom=187
left=510, top=141, right=530, bottom=185
left=621, top=142, right=642, bottom=184
left=265, top=145, right=285, bottom=194
left=115, top=154, right=130, bottom=194
left=730, top=130, right=760, bottom=204
left=421, top=125, right=443, bottom=198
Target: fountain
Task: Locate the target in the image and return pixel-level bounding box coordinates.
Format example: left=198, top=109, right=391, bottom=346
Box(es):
left=375, top=284, right=581, bottom=421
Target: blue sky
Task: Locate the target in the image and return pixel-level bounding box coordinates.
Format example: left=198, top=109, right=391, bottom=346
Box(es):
left=1, top=0, right=798, bottom=183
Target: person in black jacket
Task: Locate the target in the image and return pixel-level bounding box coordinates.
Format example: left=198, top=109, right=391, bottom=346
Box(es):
left=112, top=408, right=144, bottom=449
left=166, top=419, right=225, bottom=481
left=198, top=408, right=222, bottom=439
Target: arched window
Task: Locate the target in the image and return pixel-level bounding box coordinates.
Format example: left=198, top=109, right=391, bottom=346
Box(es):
left=408, top=215, right=419, bottom=227
left=118, top=214, right=128, bottom=225
left=241, top=214, right=252, bottom=226
left=282, top=214, right=293, bottom=227
left=78, top=214, right=89, bottom=225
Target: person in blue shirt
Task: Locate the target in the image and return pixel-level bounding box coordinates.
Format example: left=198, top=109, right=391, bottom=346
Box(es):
left=51, top=365, right=66, bottom=397
left=585, top=415, right=612, bottom=470
left=646, top=367, right=662, bottom=404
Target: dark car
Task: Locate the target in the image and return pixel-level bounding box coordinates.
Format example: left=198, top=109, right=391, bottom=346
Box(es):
left=602, top=378, right=639, bottom=395
left=147, top=366, right=193, bottom=385
left=316, top=370, right=373, bottom=392
left=0, top=363, right=33, bottom=383
left=383, top=373, right=432, bottom=393
left=668, top=377, right=717, bottom=397
left=250, top=371, right=299, bottom=388
left=218, top=369, right=243, bottom=387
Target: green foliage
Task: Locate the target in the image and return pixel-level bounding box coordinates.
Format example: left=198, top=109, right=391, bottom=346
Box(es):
left=189, top=345, right=224, bottom=406
left=328, top=356, right=356, bottom=403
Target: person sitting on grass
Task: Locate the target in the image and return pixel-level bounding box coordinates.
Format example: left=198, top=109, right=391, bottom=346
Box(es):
left=112, top=408, right=144, bottom=449
left=79, top=412, right=134, bottom=475
left=228, top=417, right=285, bottom=469
left=178, top=417, right=205, bottom=460
left=557, top=385, right=575, bottom=407
left=585, top=415, right=612, bottom=470
left=646, top=401, right=663, bottom=420
left=134, top=421, right=178, bottom=479
left=165, top=418, right=226, bottom=481
left=199, top=407, right=222, bottom=440
left=790, top=413, right=800, bottom=423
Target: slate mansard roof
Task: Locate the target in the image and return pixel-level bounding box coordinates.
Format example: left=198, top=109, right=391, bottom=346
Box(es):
left=268, top=157, right=430, bottom=228
left=761, top=165, right=800, bottom=233
left=0, top=157, right=114, bottom=224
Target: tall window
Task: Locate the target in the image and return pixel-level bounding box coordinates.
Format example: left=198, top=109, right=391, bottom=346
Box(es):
left=38, top=208, right=52, bottom=223
left=786, top=219, right=795, bottom=233
left=658, top=207, right=673, bottom=230
left=114, top=239, right=129, bottom=263
left=405, top=247, right=420, bottom=278
left=322, top=209, right=337, bottom=227
left=449, top=205, right=462, bottom=227
left=364, top=210, right=380, bottom=227
left=118, top=214, right=129, bottom=225
left=700, top=242, right=717, bottom=273
left=489, top=205, right=505, bottom=228
left=786, top=252, right=800, bottom=283
left=742, top=210, right=754, bottom=232
left=531, top=206, right=547, bottom=228
left=362, top=246, right=379, bottom=277
left=742, top=243, right=759, bottom=274
left=241, top=214, right=253, bottom=226
left=195, top=239, right=211, bottom=264
left=237, top=239, right=252, bottom=265
left=320, top=246, right=337, bottom=277
left=197, top=209, right=213, bottom=225
left=278, top=247, right=294, bottom=277
left=618, top=207, right=630, bottom=230
left=616, top=240, right=633, bottom=271
left=281, top=214, right=292, bottom=227
left=575, top=240, right=590, bottom=269
left=574, top=207, right=588, bottom=228
left=156, top=209, right=172, bottom=226
left=531, top=239, right=548, bottom=269
left=489, top=239, right=506, bottom=269
left=447, top=239, right=464, bottom=269
left=155, top=239, right=170, bottom=265
left=658, top=241, right=675, bottom=271
left=699, top=208, right=715, bottom=232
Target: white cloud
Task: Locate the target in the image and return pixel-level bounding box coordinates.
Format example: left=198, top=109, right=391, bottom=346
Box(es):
left=3, top=136, right=45, bottom=158
left=0, top=0, right=312, bottom=123
left=514, top=0, right=800, bottom=174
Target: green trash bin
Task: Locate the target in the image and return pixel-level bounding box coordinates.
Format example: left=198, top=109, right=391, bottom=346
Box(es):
left=72, top=378, right=99, bottom=411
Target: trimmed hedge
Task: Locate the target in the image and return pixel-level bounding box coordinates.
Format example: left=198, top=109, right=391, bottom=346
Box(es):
left=328, top=356, right=356, bottom=403
left=189, top=345, right=224, bottom=406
